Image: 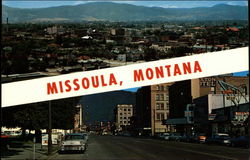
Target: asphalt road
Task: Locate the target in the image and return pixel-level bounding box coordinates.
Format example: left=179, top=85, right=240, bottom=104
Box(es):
left=50, top=135, right=250, bottom=160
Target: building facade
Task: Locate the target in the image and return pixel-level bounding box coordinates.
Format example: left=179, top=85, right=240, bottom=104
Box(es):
left=136, top=83, right=173, bottom=136
left=115, top=104, right=133, bottom=131
left=166, top=75, right=249, bottom=135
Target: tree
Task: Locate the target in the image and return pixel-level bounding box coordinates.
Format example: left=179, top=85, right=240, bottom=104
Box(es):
left=143, top=47, right=158, bottom=61
left=2, top=97, right=80, bottom=135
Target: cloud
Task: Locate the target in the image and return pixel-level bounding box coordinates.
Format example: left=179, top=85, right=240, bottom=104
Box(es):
left=149, top=4, right=178, bottom=8
left=226, top=1, right=248, bottom=6
left=74, top=1, right=94, bottom=5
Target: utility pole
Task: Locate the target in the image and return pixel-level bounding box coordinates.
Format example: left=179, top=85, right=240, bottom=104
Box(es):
left=48, top=101, right=52, bottom=155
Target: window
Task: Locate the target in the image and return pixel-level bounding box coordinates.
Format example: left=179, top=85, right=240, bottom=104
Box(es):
left=120, top=113, right=122, bottom=115
left=124, top=109, right=127, bottom=111
left=160, top=94, right=164, bottom=101
left=166, top=103, right=169, bottom=110
left=165, top=86, right=169, bottom=90
left=160, top=86, right=164, bottom=91
left=128, top=108, right=131, bottom=111
left=156, top=103, right=164, bottom=110
left=165, top=94, right=169, bottom=100
left=156, top=85, right=160, bottom=91
left=156, top=94, right=160, bottom=101
left=156, top=113, right=165, bottom=121
left=156, top=94, right=164, bottom=101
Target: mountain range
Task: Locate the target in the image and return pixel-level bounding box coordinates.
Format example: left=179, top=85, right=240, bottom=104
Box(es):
left=2, top=2, right=248, bottom=23
left=79, top=90, right=136, bottom=123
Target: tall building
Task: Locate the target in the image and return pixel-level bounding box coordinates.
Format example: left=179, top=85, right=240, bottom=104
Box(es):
left=115, top=104, right=133, bottom=131
left=74, top=104, right=83, bottom=132
left=136, top=83, right=173, bottom=136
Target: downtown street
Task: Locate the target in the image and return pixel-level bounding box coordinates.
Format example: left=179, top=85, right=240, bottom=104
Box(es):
left=2, top=134, right=249, bottom=160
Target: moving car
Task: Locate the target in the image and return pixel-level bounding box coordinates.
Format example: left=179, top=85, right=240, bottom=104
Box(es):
left=59, top=133, right=87, bottom=153
left=230, top=136, right=249, bottom=148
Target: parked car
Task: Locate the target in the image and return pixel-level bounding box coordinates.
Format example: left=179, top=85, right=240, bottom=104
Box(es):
left=195, top=133, right=207, bottom=143
left=158, top=132, right=170, bottom=140
left=3, top=131, right=21, bottom=136
left=179, top=134, right=191, bottom=142
left=82, top=132, right=89, bottom=141
left=121, top=132, right=132, bottom=137
left=59, top=133, right=87, bottom=153
left=1, top=134, right=11, bottom=150
left=230, top=136, right=249, bottom=148
left=169, top=133, right=182, bottom=141
left=206, top=133, right=231, bottom=145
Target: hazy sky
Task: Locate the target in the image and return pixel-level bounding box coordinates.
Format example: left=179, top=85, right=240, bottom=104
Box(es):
left=3, top=1, right=248, bottom=9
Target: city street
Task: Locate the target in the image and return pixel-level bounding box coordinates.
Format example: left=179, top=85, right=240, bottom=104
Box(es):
left=50, top=135, right=249, bottom=160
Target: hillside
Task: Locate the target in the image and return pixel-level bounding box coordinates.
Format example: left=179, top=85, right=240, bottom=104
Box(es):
left=79, top=90, right=136, bottom=123
left=2, top=3, right=248, bottom=23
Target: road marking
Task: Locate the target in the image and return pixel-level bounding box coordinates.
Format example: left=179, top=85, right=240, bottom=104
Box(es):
left=132, top=140, right=240, bottom=160
left=174, top=148, right=238, bottom=160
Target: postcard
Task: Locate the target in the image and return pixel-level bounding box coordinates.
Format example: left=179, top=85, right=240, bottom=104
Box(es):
left=1, top=1, right=249, bottom=160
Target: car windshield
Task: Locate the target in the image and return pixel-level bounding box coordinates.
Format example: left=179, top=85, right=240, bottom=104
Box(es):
left=65, top=135, right=85, bottom=140
left=219, top=135, right=230, bottom=139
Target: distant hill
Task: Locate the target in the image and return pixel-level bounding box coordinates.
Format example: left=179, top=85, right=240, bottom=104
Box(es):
left=2, top=3, right=248, bottom=23
left=79, top=91, right=136, bottom=123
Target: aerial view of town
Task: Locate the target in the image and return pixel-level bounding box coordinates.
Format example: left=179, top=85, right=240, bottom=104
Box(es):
left=1, top=1, right=249, bottom=160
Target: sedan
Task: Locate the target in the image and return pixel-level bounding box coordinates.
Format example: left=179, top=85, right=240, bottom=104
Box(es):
left=59, top=133, right=87, bottom=153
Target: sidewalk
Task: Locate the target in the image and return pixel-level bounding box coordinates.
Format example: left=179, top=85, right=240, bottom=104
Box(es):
left=1, top=141, right=59, bottom=160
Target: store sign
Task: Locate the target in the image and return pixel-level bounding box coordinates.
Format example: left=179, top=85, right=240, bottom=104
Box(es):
left=200, top=77, right=216, bottom=87
left=226, top=96, right=236, bottom=100
left=233, top=112, right=249, bottom=125
left=235, top=112, right=249, bottom=116
left=184, top=111, right=194, bottom=117
left=208, top=114, right=216, bottom=121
